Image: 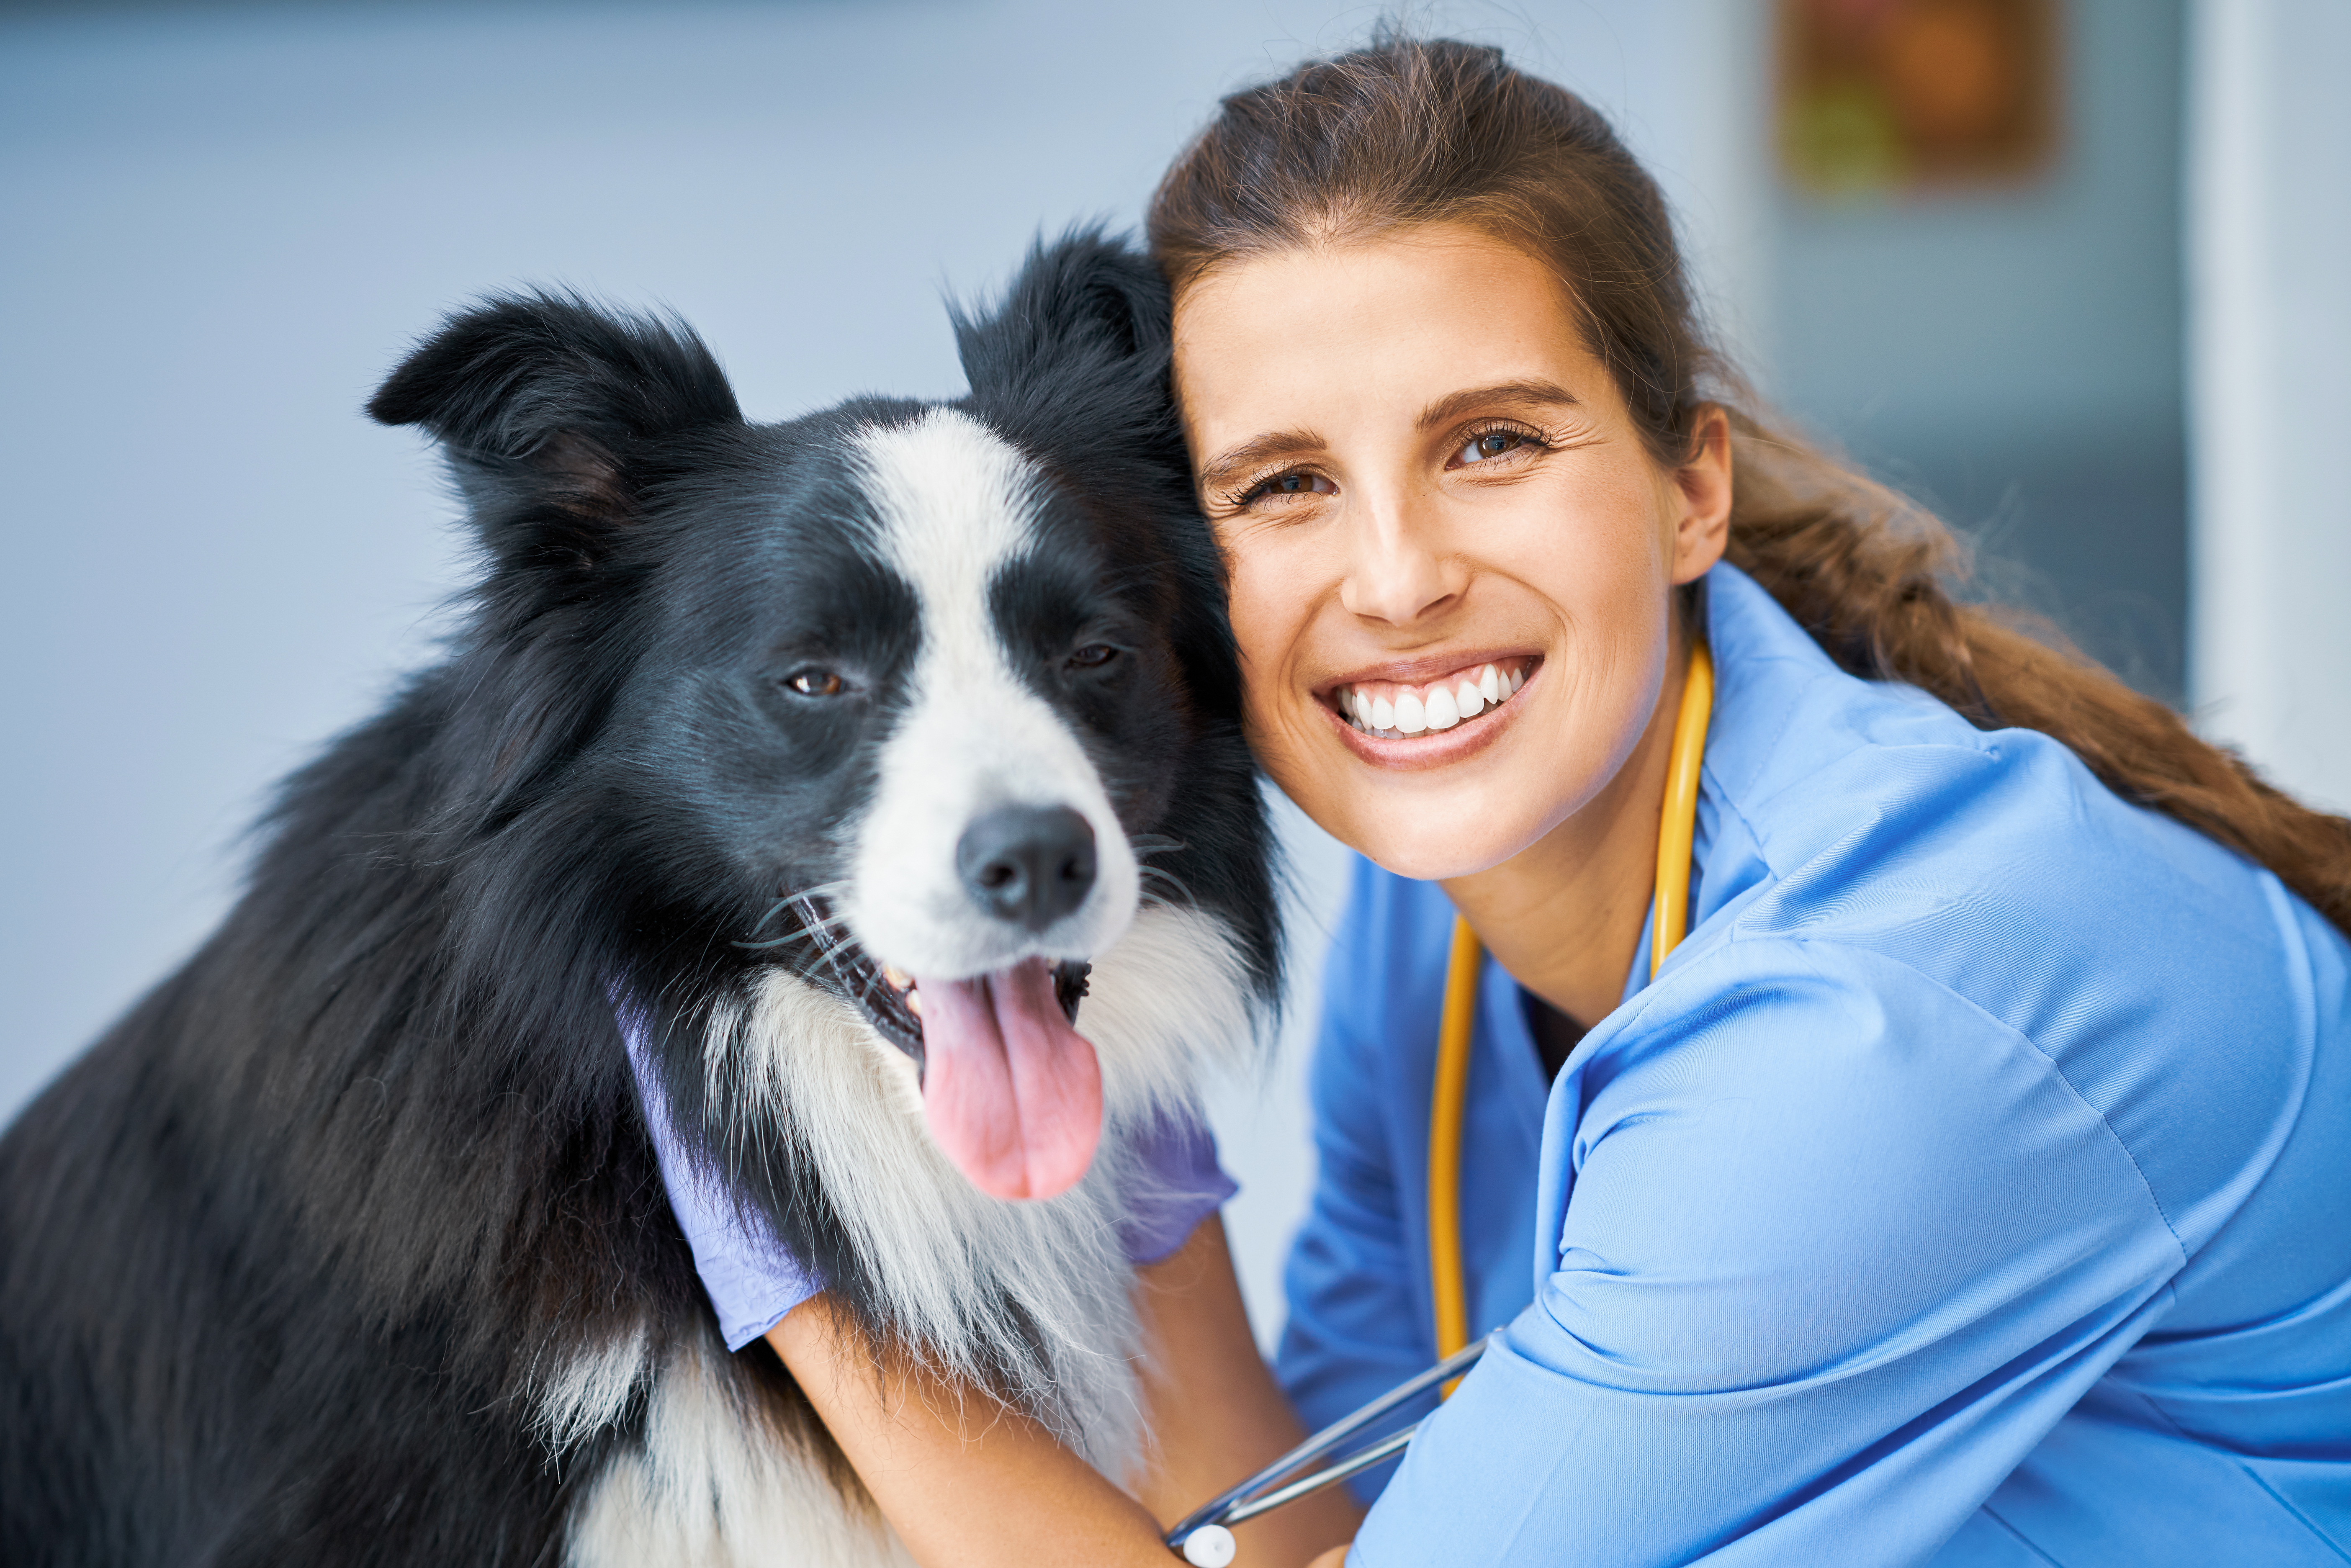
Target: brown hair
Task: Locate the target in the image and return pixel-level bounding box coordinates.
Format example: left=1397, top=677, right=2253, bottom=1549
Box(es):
left=1149, top=35, right=2351, bottom=937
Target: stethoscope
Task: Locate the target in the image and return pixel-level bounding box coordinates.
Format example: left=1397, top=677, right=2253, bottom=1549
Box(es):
left=1165, top=641, right=1714, bottom=1567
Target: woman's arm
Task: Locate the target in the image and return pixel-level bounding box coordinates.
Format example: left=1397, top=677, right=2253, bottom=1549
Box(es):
left=1338, top=943, right=2190, bottom=1565
left=771, top=1295, right=1172, bottom=1568
left=768, top=1215, right=1357, bottom=1568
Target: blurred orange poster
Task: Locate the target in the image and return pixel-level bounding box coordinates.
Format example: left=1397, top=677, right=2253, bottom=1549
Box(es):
left=1778, top=0, right=2062, bottom=195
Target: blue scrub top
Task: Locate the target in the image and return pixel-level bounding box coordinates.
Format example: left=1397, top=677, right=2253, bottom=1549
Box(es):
left=1282, top=563, right=2351, bottom=1565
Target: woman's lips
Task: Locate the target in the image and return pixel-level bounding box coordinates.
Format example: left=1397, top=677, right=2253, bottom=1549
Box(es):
left=1329, top=655, right=1537, bottom=738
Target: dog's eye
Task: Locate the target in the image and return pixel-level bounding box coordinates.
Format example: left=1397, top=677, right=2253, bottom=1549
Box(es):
left=1068, top=644, right=1119, bottom=670
left=785, top=668, right=845, bottom=697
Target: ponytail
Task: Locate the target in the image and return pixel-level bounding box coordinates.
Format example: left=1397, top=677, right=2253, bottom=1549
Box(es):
left=1728, top=415, right=2351, bottom=931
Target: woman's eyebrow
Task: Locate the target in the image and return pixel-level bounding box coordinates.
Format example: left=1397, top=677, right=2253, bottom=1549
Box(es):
left=1415, top=379, right=1581, bottom=431
left=1197, top=429, right=1325, bottom=489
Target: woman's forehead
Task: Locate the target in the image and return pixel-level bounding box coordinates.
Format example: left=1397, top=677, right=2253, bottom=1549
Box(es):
left=1170, top=225, right=1605, bottom=438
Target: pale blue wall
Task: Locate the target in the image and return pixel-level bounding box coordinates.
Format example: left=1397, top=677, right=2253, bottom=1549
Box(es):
left=1764, top=0, right=2189, bottom=699
left=2188, top=0, right=2351, bottom=809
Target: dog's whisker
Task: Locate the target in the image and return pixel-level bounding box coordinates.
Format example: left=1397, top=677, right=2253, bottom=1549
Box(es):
left=1136, top=864, right=1197, bottom=909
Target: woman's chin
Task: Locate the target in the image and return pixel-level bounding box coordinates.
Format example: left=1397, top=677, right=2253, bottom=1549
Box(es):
left=1344, top=808, right=1548, bottom=884
left=1269, top=733, right=1571, bottom=883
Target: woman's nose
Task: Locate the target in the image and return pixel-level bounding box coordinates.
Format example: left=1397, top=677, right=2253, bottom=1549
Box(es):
left=1338, top=502, right=1463, bottom=627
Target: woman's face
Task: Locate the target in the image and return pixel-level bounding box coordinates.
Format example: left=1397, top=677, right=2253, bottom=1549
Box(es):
left=1173, top=224, right=1729, bottom=881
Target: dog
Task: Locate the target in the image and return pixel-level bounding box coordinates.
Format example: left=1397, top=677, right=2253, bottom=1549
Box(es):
left=0, top=233, right=1278, bottom=1566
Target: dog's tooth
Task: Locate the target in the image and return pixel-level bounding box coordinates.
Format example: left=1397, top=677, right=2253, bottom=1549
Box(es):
left=1455, top=679, right=1483, bottom=718
left=1424, top=684, right=1459, bottom=730
left=1394, top=691, right=1427, bottom=734
left=1479, top=664, right=1502, bottom=704
left=882, top=964, right=912, bottom=991
left=1369, top=695, right=1396, bottom=731
left=905, top=989, right=922, bottom=1016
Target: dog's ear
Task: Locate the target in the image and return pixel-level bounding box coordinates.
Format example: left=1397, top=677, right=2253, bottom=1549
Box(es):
left=369, top=292, right=740, bottom=571
left=951, top=227, right=1172, bottom=400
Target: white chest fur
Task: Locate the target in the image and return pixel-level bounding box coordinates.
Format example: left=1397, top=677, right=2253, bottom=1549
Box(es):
left=568, top=1333, right=911, bottom=1568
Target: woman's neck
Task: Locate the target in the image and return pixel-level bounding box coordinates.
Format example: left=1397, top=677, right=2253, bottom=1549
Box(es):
left=1440, top=631, right=1689, bottom=1029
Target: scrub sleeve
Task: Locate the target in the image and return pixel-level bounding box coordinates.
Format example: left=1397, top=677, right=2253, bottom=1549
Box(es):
left=1350, top=943, right=2184, bottom=1565
left=622, top=1015, right=1235, bottom=1350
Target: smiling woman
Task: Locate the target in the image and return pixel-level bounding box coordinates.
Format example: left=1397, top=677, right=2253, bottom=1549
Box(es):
left=1173, top=229, right=1735, bottom=1028
left=1124, top=33, right=2351, bottom=1568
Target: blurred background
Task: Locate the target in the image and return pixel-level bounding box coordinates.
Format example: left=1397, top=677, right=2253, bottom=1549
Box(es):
left=3, top=0, right=2344, bottom=1345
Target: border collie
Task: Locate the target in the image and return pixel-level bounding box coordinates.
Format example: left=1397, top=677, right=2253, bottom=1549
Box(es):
left=0, top=233, right=1276, bottom=1566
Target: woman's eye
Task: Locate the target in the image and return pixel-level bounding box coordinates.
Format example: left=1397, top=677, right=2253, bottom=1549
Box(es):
left=1069, top=643, right=1120, bottom=670
left=1243, top=471, right=1337, bottom=504
left=1456, top=429, right=1536, bottom=464
left=785, top=669, right=845, bottom=697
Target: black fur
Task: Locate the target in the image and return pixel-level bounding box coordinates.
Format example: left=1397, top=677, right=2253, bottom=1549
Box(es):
left=0, top=231, right=1275, bottom=1566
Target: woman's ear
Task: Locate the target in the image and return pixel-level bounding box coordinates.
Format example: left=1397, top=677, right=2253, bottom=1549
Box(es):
left=1669, top=404, right=1734, bottom=586
left=368, top=291, right=741, bottom=576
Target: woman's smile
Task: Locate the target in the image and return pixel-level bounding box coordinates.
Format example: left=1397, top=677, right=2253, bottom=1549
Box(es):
left=1329, top=654, right=1535, bottom=738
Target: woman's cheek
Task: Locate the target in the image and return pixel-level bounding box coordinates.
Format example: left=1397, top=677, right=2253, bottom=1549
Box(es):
left=1223, top=546, right=1320, bottom=779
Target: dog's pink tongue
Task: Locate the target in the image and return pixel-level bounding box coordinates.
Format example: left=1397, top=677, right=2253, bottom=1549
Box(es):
left=913, top=957, right=1102, bottom=1201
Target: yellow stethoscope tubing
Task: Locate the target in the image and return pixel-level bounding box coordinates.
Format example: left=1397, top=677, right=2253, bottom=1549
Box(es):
left=1427, top=639, right=1714, bottom=1372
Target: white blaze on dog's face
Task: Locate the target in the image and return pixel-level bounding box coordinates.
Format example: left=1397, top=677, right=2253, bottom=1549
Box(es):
left=836, top=409, right=1145, bottom=1202
left=843, top=410, right=1141, bottom=971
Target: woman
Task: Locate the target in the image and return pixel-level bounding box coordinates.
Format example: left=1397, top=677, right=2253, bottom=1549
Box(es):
left=781, top=38, right=2351, bottom=1566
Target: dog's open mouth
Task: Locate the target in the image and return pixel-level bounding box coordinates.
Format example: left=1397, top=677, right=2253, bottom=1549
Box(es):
left=758, top=893, right=1097, bottom=1201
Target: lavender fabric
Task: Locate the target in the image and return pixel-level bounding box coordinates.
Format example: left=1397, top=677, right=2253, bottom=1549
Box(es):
left=1113, top=1111, right=1240, bottom=1266
left=622, top=1015, right=1235, bottom=1350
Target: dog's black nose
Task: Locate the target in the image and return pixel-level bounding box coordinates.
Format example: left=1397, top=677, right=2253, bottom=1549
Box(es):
left=957, top=805, right=1097, bottom=932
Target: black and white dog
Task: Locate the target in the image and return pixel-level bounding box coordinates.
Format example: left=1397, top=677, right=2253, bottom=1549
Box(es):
left=0, top=234, right=1277, bottom=1566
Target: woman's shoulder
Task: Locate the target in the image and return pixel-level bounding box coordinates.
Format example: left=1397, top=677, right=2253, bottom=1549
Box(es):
left=1700, top=564, right=2300, bottom=983
left=1620, top=569, right=2348, bottom=1260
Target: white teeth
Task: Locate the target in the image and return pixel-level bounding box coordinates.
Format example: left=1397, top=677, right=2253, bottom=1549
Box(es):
left=1347, top=664, right=1527, bottom=740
